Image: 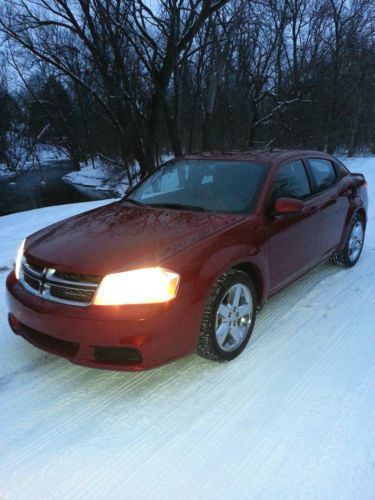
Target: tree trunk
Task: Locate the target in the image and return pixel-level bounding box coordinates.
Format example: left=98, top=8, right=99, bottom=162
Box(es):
left=248, top=99, right=259, bottom=148
left=348, top=93, right=362, bottom=157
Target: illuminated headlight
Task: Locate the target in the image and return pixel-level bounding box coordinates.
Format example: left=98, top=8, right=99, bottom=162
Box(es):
left=93, top=267, right=180, bottom=305
left=15, top=239, right=25, bottom=280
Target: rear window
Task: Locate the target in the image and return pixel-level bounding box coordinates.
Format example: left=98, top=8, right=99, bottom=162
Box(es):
left=308, top=159, right=337, bottom=192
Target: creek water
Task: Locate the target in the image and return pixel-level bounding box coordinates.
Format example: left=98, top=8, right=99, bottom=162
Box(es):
left=0, top=161, right=114, bottom=216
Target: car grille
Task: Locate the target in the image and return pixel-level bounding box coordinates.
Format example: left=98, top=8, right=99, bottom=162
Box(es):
left=20, top=257, right=102, bottom=307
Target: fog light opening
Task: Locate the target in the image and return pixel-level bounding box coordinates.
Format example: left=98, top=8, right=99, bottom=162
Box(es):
left=94, top=347, right=143, bottom=365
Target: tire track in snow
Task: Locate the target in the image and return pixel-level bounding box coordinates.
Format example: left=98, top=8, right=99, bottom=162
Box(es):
left=1, top=367, right=152, bottom=473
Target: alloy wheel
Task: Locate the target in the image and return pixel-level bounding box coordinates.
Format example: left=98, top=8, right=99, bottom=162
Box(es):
left=215, top=283, right=253, bottom=352
left=348, top=220, right=364, bottom=262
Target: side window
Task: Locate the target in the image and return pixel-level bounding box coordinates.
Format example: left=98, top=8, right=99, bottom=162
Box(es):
left=271, top=160, right=311, bottom=202
left=308, top=159, right=336, bottom=191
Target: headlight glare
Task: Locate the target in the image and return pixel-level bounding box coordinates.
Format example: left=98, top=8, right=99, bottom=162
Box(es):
left=93, top=267, right=180, bottom=305
left=15, top=239, right=25, bottom=280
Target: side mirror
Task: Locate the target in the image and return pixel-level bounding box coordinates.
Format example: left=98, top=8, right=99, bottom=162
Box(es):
left=274, top=197, right=305, bottom=215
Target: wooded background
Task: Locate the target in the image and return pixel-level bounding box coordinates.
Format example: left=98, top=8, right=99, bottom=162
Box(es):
left=1, top=0, right=374, bottom=180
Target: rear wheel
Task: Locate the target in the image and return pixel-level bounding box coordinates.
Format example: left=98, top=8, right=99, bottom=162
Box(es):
left=332, top=214, right=365, bottom=267
left=197, top=270, right=257, bottom=362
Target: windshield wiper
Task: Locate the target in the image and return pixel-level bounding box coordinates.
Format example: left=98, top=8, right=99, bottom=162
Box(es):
left=148, top=202, right=206, bottom=212
left=123, top=197, right=146, bottom=207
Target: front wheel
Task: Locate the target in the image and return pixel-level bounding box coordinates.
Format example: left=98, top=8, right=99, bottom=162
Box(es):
left=332, top=214, right=365, bottom=268
left=197, top=270, right=257, bottom=362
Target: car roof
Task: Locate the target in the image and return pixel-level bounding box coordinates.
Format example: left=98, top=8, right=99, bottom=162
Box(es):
left=181, top=150, right=331, bottom=164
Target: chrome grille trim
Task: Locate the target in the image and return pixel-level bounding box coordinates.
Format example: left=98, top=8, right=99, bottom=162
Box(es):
left=42, top=273, right=99, bottom=290
left=22, top=260, right=43, bottom=278
left=20, top=259, right=101, bottom=307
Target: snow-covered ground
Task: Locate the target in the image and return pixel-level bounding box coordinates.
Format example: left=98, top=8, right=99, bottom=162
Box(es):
left=0, top=157, right=374, bottom=499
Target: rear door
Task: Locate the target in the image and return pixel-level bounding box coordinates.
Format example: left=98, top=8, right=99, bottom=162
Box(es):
left=266, top=159, right=323, bottom=293
left=305, top=157, right=350, bottom=257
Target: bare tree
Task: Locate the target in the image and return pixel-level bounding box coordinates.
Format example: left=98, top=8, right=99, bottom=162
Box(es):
left=1, top=0, right=375, bottom=176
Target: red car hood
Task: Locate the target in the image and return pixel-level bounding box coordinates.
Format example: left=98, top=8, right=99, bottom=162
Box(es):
left=25, top=202, right=244, bottom=275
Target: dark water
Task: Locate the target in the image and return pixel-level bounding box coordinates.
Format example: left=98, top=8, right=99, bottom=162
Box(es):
left=0, top=161, right=114, bottom=217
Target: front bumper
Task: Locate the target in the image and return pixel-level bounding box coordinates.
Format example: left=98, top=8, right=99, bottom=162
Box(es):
left=6, top=272, right=200, bottom=370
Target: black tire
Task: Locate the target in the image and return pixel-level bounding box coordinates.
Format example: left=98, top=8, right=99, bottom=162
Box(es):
left=197, top=269, right=257, bottom=362
left=331, top=214, right=365, bottom=268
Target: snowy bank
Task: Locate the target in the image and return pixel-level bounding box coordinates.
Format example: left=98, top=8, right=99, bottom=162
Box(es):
left=0, top=163, right=16, bottom=179
left=0, top=144, right=68, bottom=180
left=63, top=154, right=174, bottom=196
left=0, top=157, right=374, bottom=499
left=34, top=144, right=68, bottom=163
left=63, top=158, right=130, bottom=196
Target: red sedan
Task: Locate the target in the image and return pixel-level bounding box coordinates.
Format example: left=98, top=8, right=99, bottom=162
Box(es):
left=6, top=150, right=368, bottom=370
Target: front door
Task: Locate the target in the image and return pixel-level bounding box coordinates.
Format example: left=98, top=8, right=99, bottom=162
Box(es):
left=266, top=159, right=322, bottom=294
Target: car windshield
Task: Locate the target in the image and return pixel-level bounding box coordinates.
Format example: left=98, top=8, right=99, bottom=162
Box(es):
left=124, top=160, right=269, bottom=213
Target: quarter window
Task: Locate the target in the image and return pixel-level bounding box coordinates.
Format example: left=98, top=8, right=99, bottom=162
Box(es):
left=308, top=159, right=336, bottom=191
left=271, top=160, right=311, bottom=201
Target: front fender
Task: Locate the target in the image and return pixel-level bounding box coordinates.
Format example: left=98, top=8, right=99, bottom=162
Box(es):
left=164, top=219, right=269, bottom=311
left=194, top=244, right=269, bottom=308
